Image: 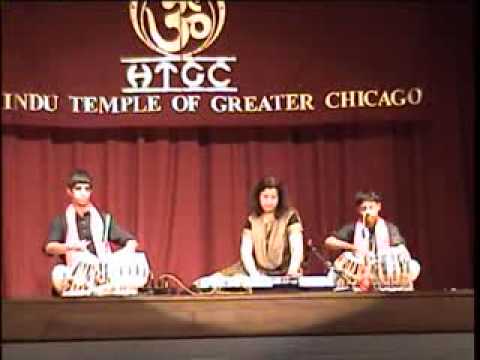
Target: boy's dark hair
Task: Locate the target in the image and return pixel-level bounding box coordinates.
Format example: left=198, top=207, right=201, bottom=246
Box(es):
left=66, top=169, right=93, bottom=189
left=250, top=176, right=288, bottom=218
left=354, top=190, right=382, bottom=205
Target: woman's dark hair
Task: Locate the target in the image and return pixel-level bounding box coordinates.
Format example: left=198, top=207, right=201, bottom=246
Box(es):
left=354, top=190, right=382, bottom=205
left=250, top=176, right=288, bottom=218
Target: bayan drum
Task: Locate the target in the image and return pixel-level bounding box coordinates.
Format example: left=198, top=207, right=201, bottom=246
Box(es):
left=334, top=251, right=366, bottom=286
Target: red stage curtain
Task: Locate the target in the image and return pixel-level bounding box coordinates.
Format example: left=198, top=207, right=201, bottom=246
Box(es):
left=2, top=120, right=473, bottom=297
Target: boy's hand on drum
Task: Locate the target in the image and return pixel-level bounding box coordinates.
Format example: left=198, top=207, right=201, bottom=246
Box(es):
left=67, top=240, right=90, bottom=252
left=353, top=246, right=368, bottom=259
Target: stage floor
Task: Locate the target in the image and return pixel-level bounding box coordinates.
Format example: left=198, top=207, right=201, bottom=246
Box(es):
left=2, top=289, right=473, bottom=342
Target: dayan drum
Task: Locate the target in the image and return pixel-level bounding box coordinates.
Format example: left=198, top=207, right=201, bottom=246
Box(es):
left=61, top=252, right=150, bottom=297
left=375, top=247, right=416, bottom=291
left=106, top=252, right=150, bottom=290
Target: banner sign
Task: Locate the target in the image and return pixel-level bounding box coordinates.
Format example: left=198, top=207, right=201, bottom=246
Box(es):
left=2, top=1, right=427, bottom=128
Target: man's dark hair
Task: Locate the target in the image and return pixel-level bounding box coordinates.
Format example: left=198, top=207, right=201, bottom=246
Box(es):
left=354, top=190, right=382, bottom=205
left=250, top=176, right=288, bottom=218
left=67, top=169, right=93, bottom=189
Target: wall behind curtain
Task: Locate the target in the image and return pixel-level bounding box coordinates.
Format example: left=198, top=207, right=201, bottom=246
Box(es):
left=1, top=1, right=474, bottom=296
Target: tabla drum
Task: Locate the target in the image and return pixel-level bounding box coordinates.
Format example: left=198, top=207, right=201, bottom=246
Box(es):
left=376, top=247, right=412, bottom=290
left=334, top=251, right=366, bottom=285
left=61, top=252, right=151, bottom=297
left=107, top=252, right=150, bottom=289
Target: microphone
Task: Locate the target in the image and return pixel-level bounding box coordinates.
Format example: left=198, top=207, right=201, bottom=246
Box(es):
left=362, top=212, right=371, bottom=226
left=362, top=212, right=372, bottom=238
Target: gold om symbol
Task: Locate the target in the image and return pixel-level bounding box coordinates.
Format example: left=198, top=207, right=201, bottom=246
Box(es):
left=130, top=1, right=226, bottom=56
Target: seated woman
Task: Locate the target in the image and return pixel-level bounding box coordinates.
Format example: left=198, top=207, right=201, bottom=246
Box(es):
left=219, top=176, right=304, bottom=277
